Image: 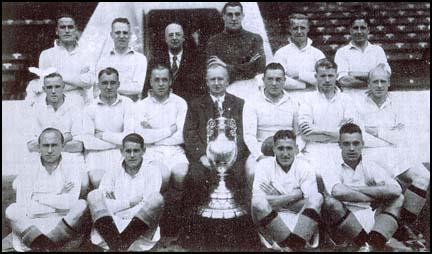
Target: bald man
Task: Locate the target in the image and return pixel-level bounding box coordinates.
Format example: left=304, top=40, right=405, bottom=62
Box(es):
left=143, top=23, right=205, bottom=103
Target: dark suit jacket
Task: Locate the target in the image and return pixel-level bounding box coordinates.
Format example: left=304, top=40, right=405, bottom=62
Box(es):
left=184, top=93, right=249, bottom=164
left=142, top=48, right=206, bottom=103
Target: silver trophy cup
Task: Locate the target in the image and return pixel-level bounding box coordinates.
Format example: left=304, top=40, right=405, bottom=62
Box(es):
left=199, top=116, right=247, bottom=219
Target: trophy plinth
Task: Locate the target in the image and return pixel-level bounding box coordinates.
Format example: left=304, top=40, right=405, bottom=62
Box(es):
left=198, top=117, right=247, bottom=219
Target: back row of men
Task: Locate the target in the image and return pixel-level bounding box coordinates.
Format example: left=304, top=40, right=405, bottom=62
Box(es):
left=28, top=2, right=391, bottom=106
left=14, top=58, right=429, bottom=251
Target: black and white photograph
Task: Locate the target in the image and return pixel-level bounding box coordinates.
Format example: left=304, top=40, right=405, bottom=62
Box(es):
left=2, top=2, right=430, bottom=252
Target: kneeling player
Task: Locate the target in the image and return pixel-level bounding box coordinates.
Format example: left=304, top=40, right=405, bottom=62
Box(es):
left=321, top=123, right=404, bottom=250
left=251, top=130, right=323, bottom=251
left=87, top=133, right=165, bottom=251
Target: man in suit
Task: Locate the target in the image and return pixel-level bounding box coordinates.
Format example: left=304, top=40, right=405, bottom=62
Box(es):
left=183, top=63, right=249, bottom=215
left=142, top=23, right=205, bottom=103
left=183, top=63, right=258, bottom=248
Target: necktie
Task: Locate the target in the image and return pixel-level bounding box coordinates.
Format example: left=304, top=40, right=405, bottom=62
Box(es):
left=172, top=55, right=178, bottom=75
left=215, top=97, right=223, bottom=117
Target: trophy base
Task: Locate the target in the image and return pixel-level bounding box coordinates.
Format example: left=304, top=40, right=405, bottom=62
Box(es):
left=199, top=193, right=247, bottom=219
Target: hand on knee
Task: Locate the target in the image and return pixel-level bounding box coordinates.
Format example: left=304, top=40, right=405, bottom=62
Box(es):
left=305, top=193, right=323, bottom=211
left=251, top=196, right=272, bottom=220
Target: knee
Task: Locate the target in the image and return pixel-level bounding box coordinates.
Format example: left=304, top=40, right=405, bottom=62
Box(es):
left=305, top=194, right=324, bottom=210
left=5, top=203, right=18, bottom=221
left=411, top=166, right=430, bottom=190
left=251, top=196, right=271, bottom=218
left=12, top=178, right=18, bottom=193
left=392, top=194, right=405, bottom=208
left=147, top=192, right=165, bottom=210
left=72, top=199, right=88, bottom=215
left=87, top=189, right=104, bottom=204
left=172, top=164, right=188, bottom=180
left=323, top=196, right=344, bottom=214
left=89, top=170, right=104, bottom=188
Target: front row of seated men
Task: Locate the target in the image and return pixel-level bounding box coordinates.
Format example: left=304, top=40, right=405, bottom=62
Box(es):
left=12, top=60, right=428, bottom=251
left=9, top=122, right=420, bottom=251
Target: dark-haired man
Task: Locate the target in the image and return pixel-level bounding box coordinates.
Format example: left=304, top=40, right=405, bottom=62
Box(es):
left=335, top=16, right=391, bottom=89
left=96, top=17, right=147, bottom=101
left=252, top=130, right=322, bottom=251
left=206, top=2, right=265, bottom=101
left=82, top=67, right=134, bottom=188
left=88, top=133, right=165, bottom=251
left=243, top=63, right=299, bottom=189
left=321, top=123, right=404, bottom=251
left=38, top=13, right=93, bottom=108
left=6, top=128, right=87, bottom=251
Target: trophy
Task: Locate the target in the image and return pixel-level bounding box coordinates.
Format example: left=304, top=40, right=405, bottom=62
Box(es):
left=198, top=116, right=247, bottom=219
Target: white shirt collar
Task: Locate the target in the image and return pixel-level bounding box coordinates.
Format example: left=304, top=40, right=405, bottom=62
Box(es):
left=288, top=37, right=313, bottom=51
left=348, top=40, right=371, bottom=50
left=96, top=95, right=122, bottom=106
left=210, top=94, right=225, bottom=104
left=148, top=90, right=173, bottom=104
left=110, top=47, right=135, bottom=55
left=365, top=93, right=391, bottom=109
left=260, top=88, right=291, bottom=105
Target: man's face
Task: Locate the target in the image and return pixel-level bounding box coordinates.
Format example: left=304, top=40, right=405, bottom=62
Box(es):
left=289, top=19, right=309, bottom=44
left=39, top=131, right=63, bottom=164
left=340, top=133, right=363, bottom=165
left=263, top=69, right=285, bottom=98
left=273, top=138, right=298, bottom=168
left=43, top=76, right=65, bottom=104
left=57, top=17, right=77, bottom=43
left=165, top=24, right=185, bottom=51
left=99, top=73, right=120, bottom=98
left=122, top=141, right=144, bottom=169
left=111, top=22, right=130, bottom=50
left=316, top=67, right=337, bottom=93
left=368, top=71, right=390, bottom=99
left=350, top=19, right=369, bottom=45
left=150, top=68, right=172, bottom=98
left=223, top=6, right=244, bottom=31
left=207, top=66, right=229, bottom=97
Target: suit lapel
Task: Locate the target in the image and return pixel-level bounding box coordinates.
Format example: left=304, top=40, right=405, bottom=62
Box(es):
left=201, top=95, right=215, bottom=120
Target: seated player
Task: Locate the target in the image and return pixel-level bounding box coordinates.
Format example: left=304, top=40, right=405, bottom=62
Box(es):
left=81, top=67, right=134, bottom=188
left=335, top=15, right=391, bottom=89
left=23, top=72, right=88, bottom=195
left=298, top=59, right=358, bottom=174
left=6, top=128, right=87, bottom=252
left=135, top=64, right=188, bottom=192
left=321, top=123, right=404, bottom=251
left=251, top=130, right=322, bottom=251
left=356, top=64, right=430, bottom=244
left=134, top=64, right=188, bottom=237
left=243, top=63, right=299, bottom=188
left=87, top=133, right=165, bottom=251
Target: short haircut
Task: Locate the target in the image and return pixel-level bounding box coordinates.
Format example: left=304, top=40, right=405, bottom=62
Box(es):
left=368, top=63, right=391, bottom=81
left=349, top=15, right=370, bottom=27
left=111, top=17, right=130, bottom=29
left=98, top=67, right=119, bottom=80
left=44, top=72, right=63, bottom=83
left=288, top=13, right=309, bottom=27
left=273, top=129, right=296, bottom=143
left=264, top=62, right=286, bottom=76
left=122, top=133, right=145, bottom=149
left=151, top=64, right=173, bottom=80
left=56, top=13, right=76, bottom=24
left=339, top=123, right=362, bottom=137
left=314, top=58, right=337, bottom=72
left=38, top=127, right=65, bottom=144
left=222, top=2, right=243, bottom=14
